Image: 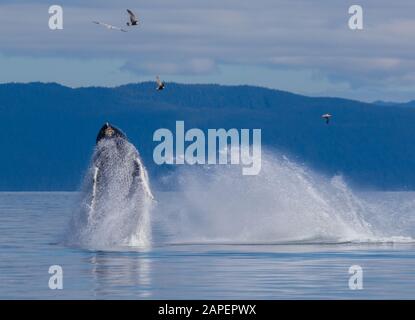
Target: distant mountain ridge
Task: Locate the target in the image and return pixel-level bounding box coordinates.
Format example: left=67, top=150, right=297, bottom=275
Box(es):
left=1, top=82, right=415, bottom=191
left=373, top=100, right=415, bottom=107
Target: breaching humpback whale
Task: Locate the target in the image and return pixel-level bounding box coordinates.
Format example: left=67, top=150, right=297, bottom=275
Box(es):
left=65, top=122, right=153, bottom=247
left=89, top=122, right=154, bottom=213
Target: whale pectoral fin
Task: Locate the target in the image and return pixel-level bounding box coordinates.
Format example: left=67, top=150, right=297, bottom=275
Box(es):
left=135, top=157, right=155, bottom=201
left=89, top=166, right=99, bottom=213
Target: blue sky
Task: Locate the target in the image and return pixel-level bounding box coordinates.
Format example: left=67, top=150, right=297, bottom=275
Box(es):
left=1, top=0, right=415, bottom=102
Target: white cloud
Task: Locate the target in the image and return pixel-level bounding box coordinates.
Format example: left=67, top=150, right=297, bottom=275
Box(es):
left=1, top=0, right=415, bottom=101
left=122, top=58, right=218, bottom=76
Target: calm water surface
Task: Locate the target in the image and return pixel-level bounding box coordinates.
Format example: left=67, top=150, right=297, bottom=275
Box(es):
left=0, top=192, right=414, bottom=299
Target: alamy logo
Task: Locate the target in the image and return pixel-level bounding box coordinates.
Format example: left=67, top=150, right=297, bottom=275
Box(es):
left=153, top=121, right=262, bottom=175
left=348, top=5, right=363, bottom=30
left=48, top=265, right=63, bottom=290
left=348, top=265, right=363, bottom=290
left=48, top=5, right=63, bottom=30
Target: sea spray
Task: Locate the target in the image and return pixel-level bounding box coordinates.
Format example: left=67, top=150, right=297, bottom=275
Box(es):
left=153, top=149, right=379, bottom=244
left=66, top=144, right=414, bottom=248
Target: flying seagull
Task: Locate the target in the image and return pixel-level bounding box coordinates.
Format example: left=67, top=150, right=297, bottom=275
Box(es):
left=156, top=76, right=165, bottom=91
left=93, top=21, right=127, bottom=32
left=321, top=113, right=332, bottom=124
left=126, top=9, right=139, bottom=26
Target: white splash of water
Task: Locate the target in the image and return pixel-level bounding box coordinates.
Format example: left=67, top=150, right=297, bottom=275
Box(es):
left=154, top=149, right=414, bottom=244
left=66, top=142, right=414, bottom=249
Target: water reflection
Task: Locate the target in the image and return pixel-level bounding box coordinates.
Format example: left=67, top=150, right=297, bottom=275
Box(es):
left=86, top=251, right=151, bottom=299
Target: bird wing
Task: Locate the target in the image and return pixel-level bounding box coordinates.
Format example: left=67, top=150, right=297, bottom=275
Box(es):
left=93, top=21, right=111, bottom=28
left=127, top=9, right=138, bottom=23
left=93, top=21, right=103, bottom=26
left=110, top=25, right=128, bottom=32
left=95, top=21, right=127, bottom=32
left=156, top=76, right=162, bottom=86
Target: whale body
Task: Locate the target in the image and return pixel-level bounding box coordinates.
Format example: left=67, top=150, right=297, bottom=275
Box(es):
left=90, top=122, right=154, bottom=209
left=66, top=123, right=153, bottom=248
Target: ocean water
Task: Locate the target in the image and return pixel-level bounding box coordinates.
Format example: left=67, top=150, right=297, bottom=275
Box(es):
left=0, top=191, right=415, bottom=300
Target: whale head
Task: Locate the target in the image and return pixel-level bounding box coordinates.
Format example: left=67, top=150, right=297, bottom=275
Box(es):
left=96, top=122, right=127, bottom=144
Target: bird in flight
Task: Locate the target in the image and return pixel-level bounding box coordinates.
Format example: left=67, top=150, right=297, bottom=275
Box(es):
left=93, top=21, right=127, bottom=32
left=126, top=9, right=139, bottom=26
left=156, top=76, right=165, bottom=91
left=321, top=113, right=332, bottom=124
